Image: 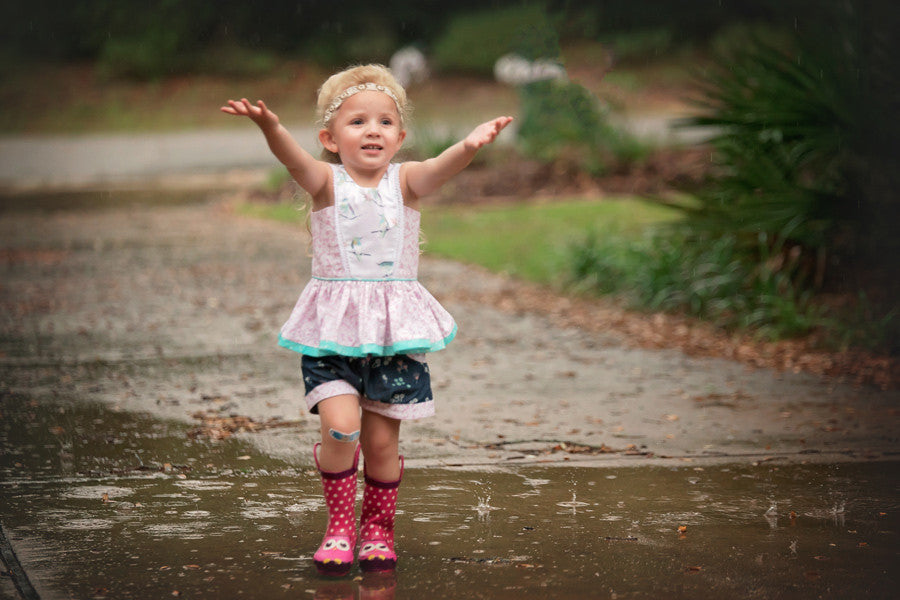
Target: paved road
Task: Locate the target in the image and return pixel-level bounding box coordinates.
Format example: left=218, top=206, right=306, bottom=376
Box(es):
left=0, top=116, right=708, bottom=191
left=0, top=127, right=304, bottom=190
left=1, top=200, right=896, bottom=469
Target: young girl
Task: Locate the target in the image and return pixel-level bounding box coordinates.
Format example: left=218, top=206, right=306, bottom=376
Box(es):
left=222, top=64, right=512, bottom=576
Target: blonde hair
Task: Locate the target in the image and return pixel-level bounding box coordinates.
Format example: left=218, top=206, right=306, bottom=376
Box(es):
left=316, top=64, right=410, bottom=163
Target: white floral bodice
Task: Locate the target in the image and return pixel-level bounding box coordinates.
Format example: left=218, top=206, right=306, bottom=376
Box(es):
left=278, top=163, right=456, bottom=357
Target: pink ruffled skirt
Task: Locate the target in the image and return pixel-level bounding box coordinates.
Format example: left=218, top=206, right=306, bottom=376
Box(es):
left=278, top=278, right=457, bottom=357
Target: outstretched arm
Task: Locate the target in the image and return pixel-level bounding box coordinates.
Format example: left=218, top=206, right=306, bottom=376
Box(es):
left=221, top=99, right=330, bottom=198
left=403, top=116, right=513, bottom=200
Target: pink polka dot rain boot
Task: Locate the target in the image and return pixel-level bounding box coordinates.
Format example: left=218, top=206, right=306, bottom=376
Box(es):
left=313, top=443, right=360, bottom=576
left=358, top=457, right=403, bottom=572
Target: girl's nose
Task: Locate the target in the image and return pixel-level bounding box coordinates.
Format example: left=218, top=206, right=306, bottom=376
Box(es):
left=366, top=120, right=384, bottom=134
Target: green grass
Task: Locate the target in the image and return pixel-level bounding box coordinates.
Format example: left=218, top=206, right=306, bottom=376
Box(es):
left=420, top=197, right=680, bottom=285
left=237, top=200, right=309, bottom=224
left=236, top=195, right=681, bottom=288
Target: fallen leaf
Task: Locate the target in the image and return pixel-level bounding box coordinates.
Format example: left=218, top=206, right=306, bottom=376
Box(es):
left=685, top=565, right=703, bottom=573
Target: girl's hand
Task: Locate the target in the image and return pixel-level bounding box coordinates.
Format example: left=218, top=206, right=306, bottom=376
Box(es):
left=220, top=98, right=280, bottom=131
left=462, top=116, right=514, bottom=152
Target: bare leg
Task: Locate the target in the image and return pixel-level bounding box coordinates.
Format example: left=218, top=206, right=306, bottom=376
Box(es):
left=360, top=409, right=401, bottom=481
left=316, top=394, right=362, bottom=472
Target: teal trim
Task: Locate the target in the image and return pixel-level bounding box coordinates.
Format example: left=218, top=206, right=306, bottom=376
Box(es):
left=278, top=325, right=457, bottom=357
left=312, top=276, right=418, bottom=282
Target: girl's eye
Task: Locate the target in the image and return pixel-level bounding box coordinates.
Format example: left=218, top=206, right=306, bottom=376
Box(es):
left=351, top=119, right=364, bottom=125
left=381, top=119, right=393, bottom=126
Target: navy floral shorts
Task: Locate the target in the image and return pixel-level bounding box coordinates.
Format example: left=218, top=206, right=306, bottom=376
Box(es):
left=301, top=354, right=434, bottom=418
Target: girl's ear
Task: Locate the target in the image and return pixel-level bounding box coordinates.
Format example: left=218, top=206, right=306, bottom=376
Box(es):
left=398, top=129, right=407, bottom=146
left=319, top=128, right=338, bottom=153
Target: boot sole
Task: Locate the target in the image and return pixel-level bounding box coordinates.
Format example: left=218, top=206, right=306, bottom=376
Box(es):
left=359, top=557, right=397, bottom=573
left=315, top=561, right=354, bottom=577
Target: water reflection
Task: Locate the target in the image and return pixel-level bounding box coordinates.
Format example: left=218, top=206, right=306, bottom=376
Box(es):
left=310, top=572, right=397, bottom=600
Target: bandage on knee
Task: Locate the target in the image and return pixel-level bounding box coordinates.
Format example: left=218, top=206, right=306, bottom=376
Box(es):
left=329, top=428, right=360, bottom=443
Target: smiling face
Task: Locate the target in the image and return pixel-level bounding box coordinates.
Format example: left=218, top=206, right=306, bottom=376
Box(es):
left=319, top=90, right=406, bottom=185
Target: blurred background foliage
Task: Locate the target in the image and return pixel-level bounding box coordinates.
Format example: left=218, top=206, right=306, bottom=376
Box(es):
left=3, top=0, right=789, bottom=79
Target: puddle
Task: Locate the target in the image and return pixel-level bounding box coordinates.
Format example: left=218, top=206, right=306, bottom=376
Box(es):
left=1, top=394, right=898, bottom=599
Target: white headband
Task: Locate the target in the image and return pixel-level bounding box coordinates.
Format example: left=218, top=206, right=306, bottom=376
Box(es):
left=322, top=82, right=402, bottom=125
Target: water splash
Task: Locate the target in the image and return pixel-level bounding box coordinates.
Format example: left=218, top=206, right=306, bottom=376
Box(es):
left=764, top=503, right=778, bottom=529
left=557, top=492, right=590, bottom=514
left=830, top=501, right=846, bottom=527
left=473, top=495, right=499, bottom=521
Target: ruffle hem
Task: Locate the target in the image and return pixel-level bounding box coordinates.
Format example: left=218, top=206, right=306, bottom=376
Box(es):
left=278, top=278, right=457, bottom=357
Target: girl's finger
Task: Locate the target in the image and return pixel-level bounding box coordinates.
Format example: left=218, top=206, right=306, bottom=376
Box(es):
left=222, top=101, right=244, bottom=115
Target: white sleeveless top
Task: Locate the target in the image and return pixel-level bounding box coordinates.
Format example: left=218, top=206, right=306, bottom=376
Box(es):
left=278, top=164, right=457, bottom=357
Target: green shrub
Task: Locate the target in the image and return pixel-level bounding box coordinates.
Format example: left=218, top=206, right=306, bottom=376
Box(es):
left=97, top=30, right=184, bottom=80
left=601, top=27, right=675, bottom=63
left=403, top=126, right=460, bottom=162
left=193, top=44, right=279, bottom=78
left=680, top=2, right=900, bottom=287
left=431, top=4, right=558, bottom=75
left=681, top=41, right=844, bottom=254
left=516, top=79, right=649, bottom=175
left=568, top=227, right=823, bottom=340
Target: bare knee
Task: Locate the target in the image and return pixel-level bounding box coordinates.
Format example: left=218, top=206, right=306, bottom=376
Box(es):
left=317, top=394, right=362, bottom=454
left=322, top=412, right=361, bottom=446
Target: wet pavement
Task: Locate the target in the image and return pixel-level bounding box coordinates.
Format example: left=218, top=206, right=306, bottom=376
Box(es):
left=2, top=397, right=898, bottom=599
left=1, top=189, right=899, bottom=599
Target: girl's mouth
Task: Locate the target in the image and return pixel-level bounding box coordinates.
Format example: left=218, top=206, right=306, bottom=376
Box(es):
left=362, top=144, right=383, bottom=151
